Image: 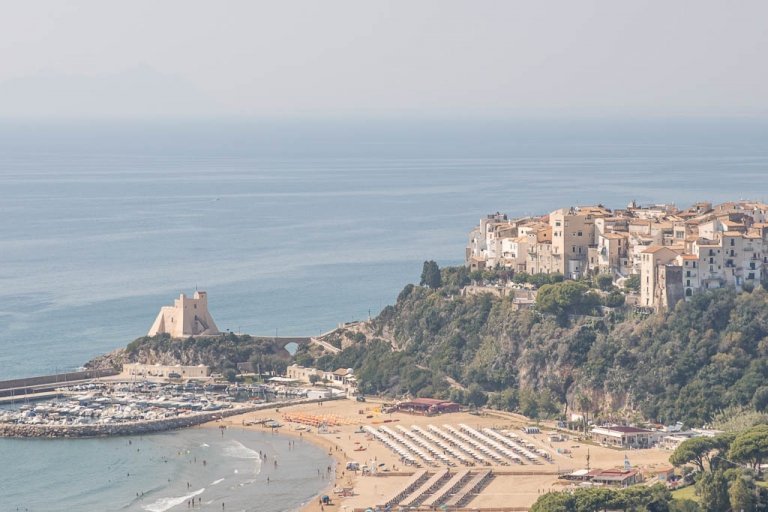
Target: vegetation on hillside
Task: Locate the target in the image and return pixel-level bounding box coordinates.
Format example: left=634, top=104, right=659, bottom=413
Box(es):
left=102, top=263, right=768, bottom=426
left=94, top=332, right=291, bottom=381
left=308, top=266, right=768, bottom=425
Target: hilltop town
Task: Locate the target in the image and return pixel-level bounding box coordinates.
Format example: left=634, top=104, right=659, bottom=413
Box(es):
left=466, top=200, right=768, bottom=310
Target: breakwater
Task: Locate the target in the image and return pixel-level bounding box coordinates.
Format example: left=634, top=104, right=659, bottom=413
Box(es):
left=0, top=369, right=119, bottom=398
left=0, top=396, right=340, bottom=438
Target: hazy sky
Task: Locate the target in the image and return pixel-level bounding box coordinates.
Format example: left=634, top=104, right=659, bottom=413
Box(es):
left=1, top=1, right=767, bottom=119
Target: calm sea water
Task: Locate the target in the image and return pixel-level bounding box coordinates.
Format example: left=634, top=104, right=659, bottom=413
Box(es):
left=1, top=119, right=767, bottom=510
left=1, top=426, right=333, bottom=512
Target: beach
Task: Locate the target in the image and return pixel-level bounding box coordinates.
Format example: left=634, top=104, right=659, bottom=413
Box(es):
left=210, top=398, right=676, bottom=511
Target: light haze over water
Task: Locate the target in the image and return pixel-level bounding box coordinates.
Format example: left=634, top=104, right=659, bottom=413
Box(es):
left=1, top=119, right=768, bottom=380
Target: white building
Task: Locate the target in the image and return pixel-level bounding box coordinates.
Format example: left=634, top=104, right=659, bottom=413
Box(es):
left=148, top=291, right=220, bottom=338
left=123, top=363, right=210, bottom=380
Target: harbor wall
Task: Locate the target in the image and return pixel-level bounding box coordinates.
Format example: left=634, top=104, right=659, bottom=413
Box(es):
left=0, top=369, right=119, bottom=395
left=0, top=396, right=340, bottom=439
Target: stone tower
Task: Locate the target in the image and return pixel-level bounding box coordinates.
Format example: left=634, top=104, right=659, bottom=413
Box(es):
left=148, top=291, right=220, bottom=338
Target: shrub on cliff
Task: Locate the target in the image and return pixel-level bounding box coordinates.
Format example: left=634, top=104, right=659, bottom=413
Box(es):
left=536, top=280, right=601, bottom=319
left=420, top=260, right=442, bottom=289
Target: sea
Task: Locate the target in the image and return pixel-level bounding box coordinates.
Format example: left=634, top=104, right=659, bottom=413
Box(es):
left=1, top=118, right=767, bottom=510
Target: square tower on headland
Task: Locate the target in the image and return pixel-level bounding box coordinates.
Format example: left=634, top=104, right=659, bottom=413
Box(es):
left=148, top=291, right=220, bottom=338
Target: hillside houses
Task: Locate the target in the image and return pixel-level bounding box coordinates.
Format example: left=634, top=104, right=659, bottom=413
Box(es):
left=466, top=200, right=768, bottom=310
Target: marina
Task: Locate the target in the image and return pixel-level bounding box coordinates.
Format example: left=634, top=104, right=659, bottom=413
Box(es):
left=0, top=378, right=344, bottom=438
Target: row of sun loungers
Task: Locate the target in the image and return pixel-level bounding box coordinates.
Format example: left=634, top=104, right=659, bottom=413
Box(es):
left=444, top=424, right=509, bottom=465
left=459, top=423, right=524, bottom=464
left=411, top=425, right=473, bottom=465
left=399, top=468, right=450, bottom=507
left=421, top=469, right=471, bottom=507
left=428, top=424, right=489, bottom=465
left=396, top=425, right=454, bottom=465
left=366, top=423, right=550, bottom=468
left=379, top=425, right=436, bottom=466
left=443, top=470, right=493, bottom=508
left=377, top=469, right=428, bottom=509
left=362, top=425, right=419, bottom=466
left=483, top=427, right=547, bottom=463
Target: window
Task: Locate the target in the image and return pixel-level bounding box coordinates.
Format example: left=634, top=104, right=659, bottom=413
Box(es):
left=730, top=239, right=735, bottom=246
left=686, top=280, right=691, bottom=286
left=686, top=271, right=691, bottom=277
left=686, top=288, right=693, bottom=296
left=578, top=231, right=583, bottom=237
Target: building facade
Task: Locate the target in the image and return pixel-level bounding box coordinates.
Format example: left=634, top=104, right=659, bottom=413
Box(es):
left=148, top=291, right=220, bottom=338
left=465, top=200, right=768, bottom=311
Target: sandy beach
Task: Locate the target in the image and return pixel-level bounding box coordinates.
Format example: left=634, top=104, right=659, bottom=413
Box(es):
left=205, top=398, right=676, bottom=511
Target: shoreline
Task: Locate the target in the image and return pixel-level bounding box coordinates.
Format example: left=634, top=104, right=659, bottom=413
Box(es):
left=4, top=395, right=676, bottom=511
left=206, top=401, right=355, bottom=512
left=208, top=399, right=677, bottom=512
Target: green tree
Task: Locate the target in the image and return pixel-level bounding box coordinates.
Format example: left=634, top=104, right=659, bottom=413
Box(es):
left=309, top=374, right=321, bottom=385
left=603, top=290, right=626, bottom=308
left=594, top=274, right=614, bottom=291
left=729, top=424, right=768, bottom=474
left=625, top=274, right=641, bottom=292
left=670, top=437, right=718, bottom=473
left=529, top=491, right=575, bottom=512
left=696, top=470, right=730, bottom=512
left=531, top=485, right=672, bottom=512
left=536, top=281, right=600, bottom=319
left=751, top=386, right=768, bottom=412
left=466, top=383, right=488, bottom=407
left=420, top=260, right=442, bottom=289
left=728, top=475, right=756, bottom=512
left=668, top=499, right=700, bottom=512
left=519, top=388, right=539, bottom=419
left=575, top=392, right=593, bottom=432
left=488, top=388, right=518, bottom=411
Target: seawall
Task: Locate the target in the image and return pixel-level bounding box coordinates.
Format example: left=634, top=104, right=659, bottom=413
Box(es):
left=0, top=396, right=340, bottom=439
left=0, top=369, right=120, bottom=397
